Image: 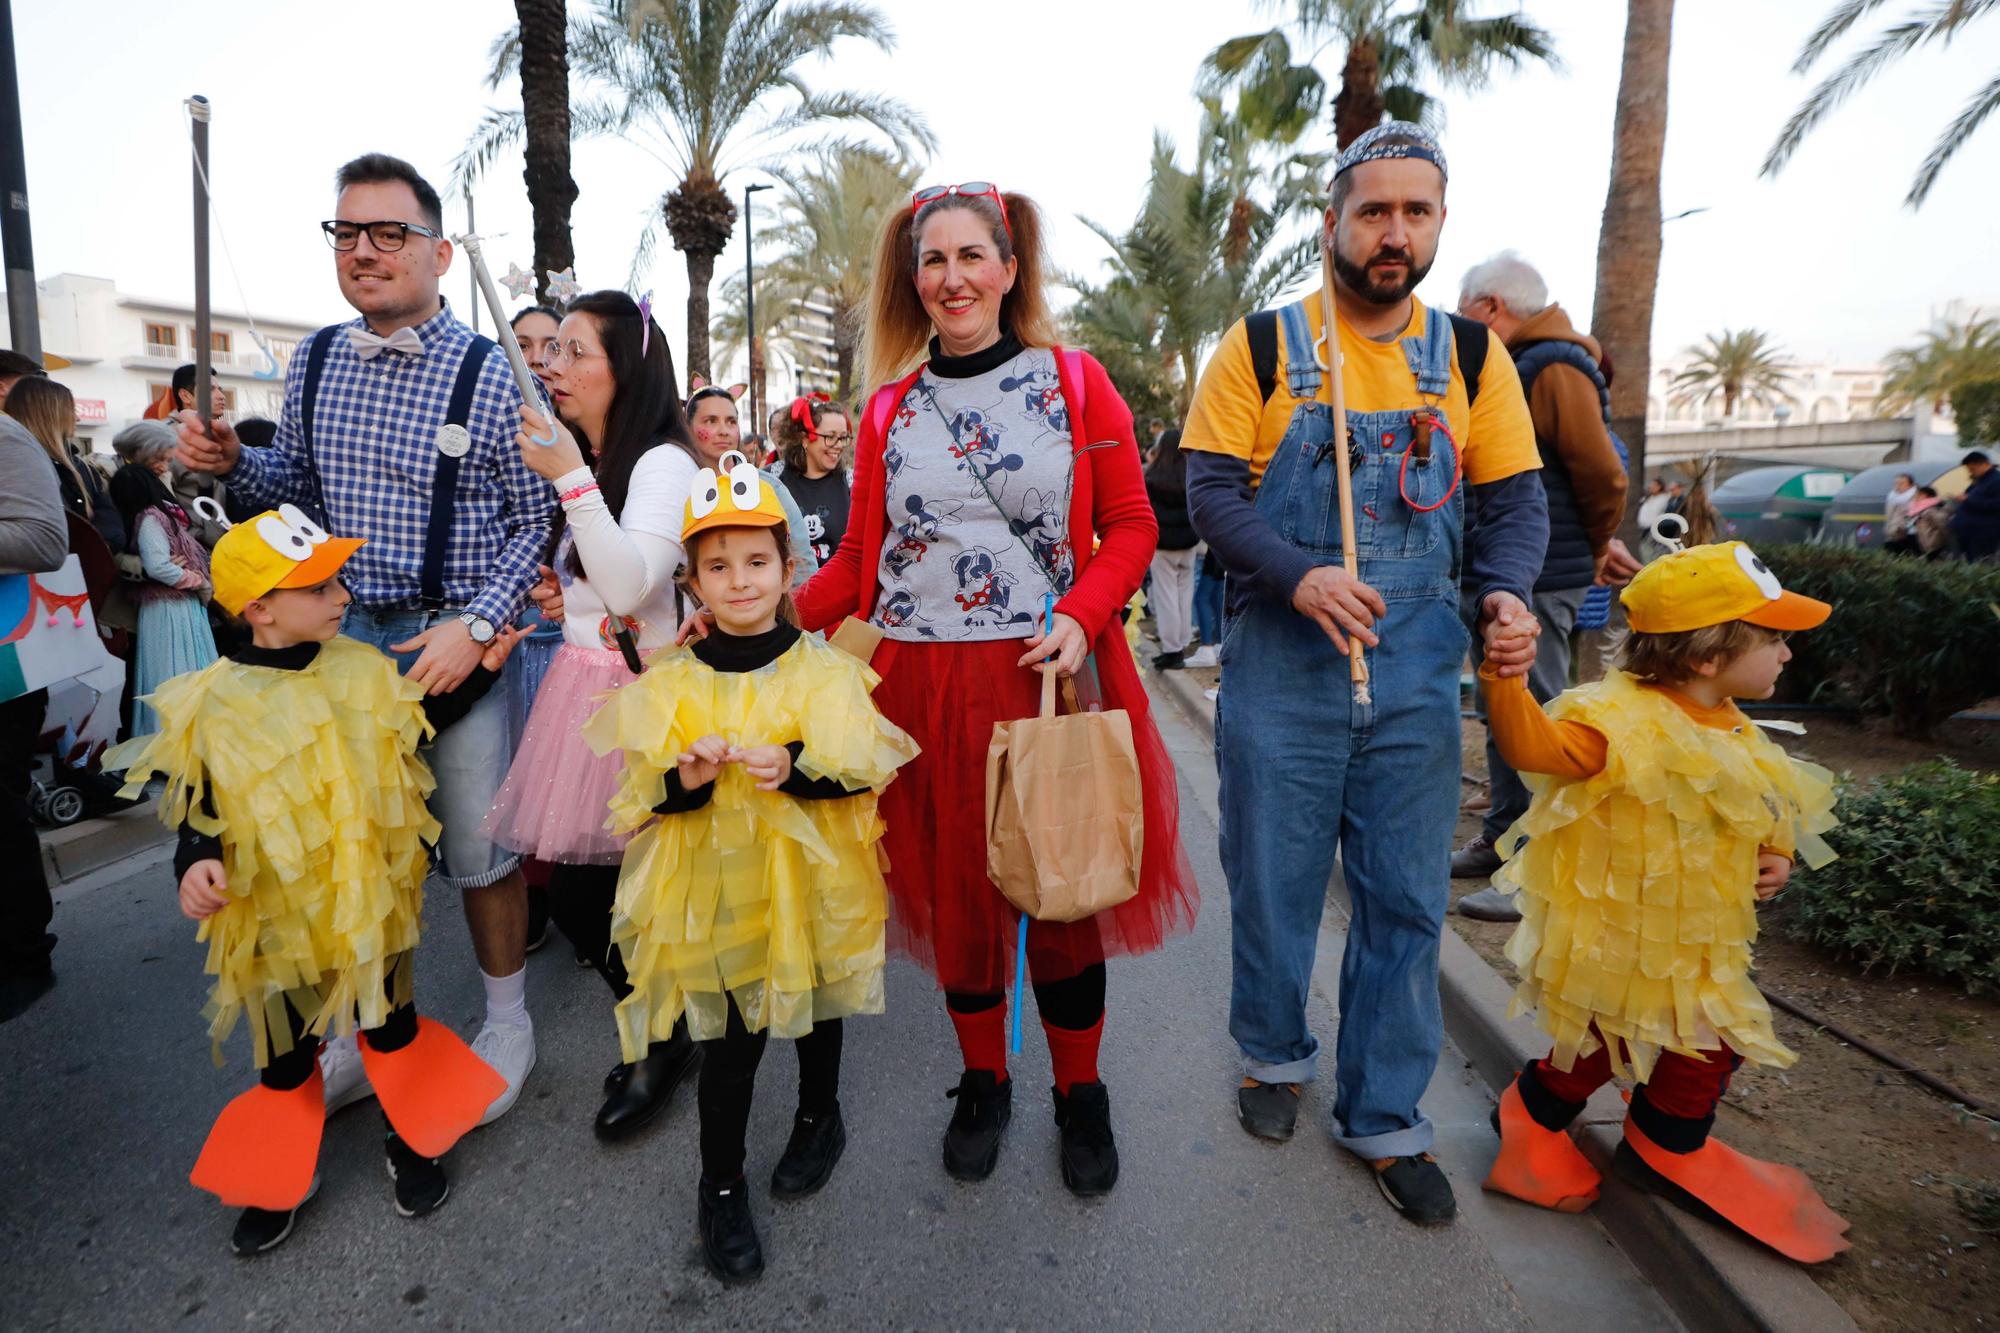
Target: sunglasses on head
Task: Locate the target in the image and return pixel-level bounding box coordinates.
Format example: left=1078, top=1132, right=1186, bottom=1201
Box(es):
left=911, top=182, right=1012, bottom=243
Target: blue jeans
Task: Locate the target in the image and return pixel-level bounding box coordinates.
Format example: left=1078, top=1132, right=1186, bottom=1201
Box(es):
left=1193, top=554, right=1224, bottom=646
left=343, top=606, right=521, bottom=891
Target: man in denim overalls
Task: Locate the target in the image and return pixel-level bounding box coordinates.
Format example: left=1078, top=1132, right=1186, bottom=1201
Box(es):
left=1182, top=125, right=1550, bottom=1224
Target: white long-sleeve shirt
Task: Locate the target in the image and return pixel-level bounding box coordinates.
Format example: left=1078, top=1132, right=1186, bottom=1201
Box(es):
left=551, top=448, right=699, bottom=651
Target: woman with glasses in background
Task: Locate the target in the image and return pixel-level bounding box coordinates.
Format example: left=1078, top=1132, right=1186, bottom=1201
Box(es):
left=771, top=394, right=853, bottom=566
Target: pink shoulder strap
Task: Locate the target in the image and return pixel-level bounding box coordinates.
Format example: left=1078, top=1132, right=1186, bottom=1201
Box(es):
left=866, top=381, right=902, bottom=442
left=1059, top=348, right=1087, bottom=427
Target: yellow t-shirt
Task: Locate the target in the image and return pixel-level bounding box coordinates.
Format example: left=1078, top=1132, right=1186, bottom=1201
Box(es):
left=1180, top=296, right=1541, bottom=489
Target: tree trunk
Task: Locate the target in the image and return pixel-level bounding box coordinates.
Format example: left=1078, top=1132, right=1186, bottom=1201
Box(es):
left=1332, top=36, right=1385, bottom=149
left=749, top=334, right=767, bottom=420
left=663, top=173, right=737, bottom=382
left=514, top=0, right=577, bottom=304
left=1589, top=0, right=1674, bottom=543
left=684, top=248, right=717, bottom=381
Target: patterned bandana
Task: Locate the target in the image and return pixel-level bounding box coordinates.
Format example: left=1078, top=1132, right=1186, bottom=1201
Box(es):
left=1333, top=121, right=1448, bottom=181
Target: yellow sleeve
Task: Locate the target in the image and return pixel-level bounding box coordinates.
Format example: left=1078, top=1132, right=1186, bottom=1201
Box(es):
left=1462, top=329, right=1541, bottom=485
left=1180, top=319, right=1262, bottom=462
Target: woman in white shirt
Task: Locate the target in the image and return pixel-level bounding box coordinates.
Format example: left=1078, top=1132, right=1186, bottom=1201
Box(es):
left=482, top=289, right=703, bottom=1139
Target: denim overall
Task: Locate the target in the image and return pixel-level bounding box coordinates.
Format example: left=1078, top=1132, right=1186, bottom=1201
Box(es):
left=1216, top=300, right=1467, bottom=1158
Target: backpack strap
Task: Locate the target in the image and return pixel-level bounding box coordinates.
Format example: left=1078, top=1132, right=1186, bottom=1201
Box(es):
left=1058, top=347, right=1087, bottom=423
left=1511, top=338, right=1611, bottom=422
left=866, top=379, right=906, bottom=444
left=1446, top=312, right=1488, bottom=407
left=295, top=325, right=340, bottom=525
left=1245, top=309, right=1280, bottom=404
left=419, top=336, right=496, bottom=609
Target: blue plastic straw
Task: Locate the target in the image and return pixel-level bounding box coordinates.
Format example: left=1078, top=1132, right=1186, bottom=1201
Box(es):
left=1009, top=592, right=1058, bottom=1055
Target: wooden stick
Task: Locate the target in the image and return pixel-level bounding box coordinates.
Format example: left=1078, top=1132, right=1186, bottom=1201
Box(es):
left=1318, top=248, right=1372, bottom=704
left=189, top=96, right=211, bottom=433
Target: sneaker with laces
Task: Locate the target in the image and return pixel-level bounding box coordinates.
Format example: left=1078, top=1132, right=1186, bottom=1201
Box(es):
left=1450, top=835, right=1502, bottom=878
left=1053, top=1082, right=1119, bottom=1195
left=771, top=1103, right=847, bottom=1199
left=385, top=1132, right=449, bottom=1217
left=318, top=1034, right=375, bottom=1116
left=471, top=1020, right=536, bottom=1126
left=698, top=1176, right=765, bottom=1282
left=942, top=1069, right=1012, bottom=1181
left=230, top=1176, right=318, bottom=1256
left=1184, top=644, right=1220, bottom=669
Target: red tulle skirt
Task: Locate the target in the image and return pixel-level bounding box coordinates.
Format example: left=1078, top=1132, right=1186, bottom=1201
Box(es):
left=870, top=633, right=1198, bottom=994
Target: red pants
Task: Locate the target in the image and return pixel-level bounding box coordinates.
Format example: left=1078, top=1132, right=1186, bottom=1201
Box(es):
left=1535, top=1039, right=1741, bottom=1120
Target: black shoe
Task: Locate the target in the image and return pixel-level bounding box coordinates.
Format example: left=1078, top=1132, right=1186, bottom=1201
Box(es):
left=1450, top=835, right=1502, bottom=878
left=1610, top=1139, right=1731, bottom=1230
left=698, top=1176, right=765, bottom=1283
left=595, top=1031, right=701, bottom=1142
left=0, top=966, right=55, bottom=1025
left=1151, top=650, right=1186, bottom=670
left=1052, top=1082, right=1119, bottom=1196
left=230, top=1177, right=318, bottom=1256
left=1236, top=1079, right=1300, bottom=1142
left=942, top=1069, right=1013, bottom=1181
left=385, top=1133, right=449, bottom=1218
left=1371, top=1154, right=1456, bottom=1225
left=604, top=1061, right=632, bottom=1097
left=771, top=1103, right=847, bottom=1199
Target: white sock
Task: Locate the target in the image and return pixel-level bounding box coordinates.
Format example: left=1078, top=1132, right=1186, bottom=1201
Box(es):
left=481, top=966, right=531, bottom=1032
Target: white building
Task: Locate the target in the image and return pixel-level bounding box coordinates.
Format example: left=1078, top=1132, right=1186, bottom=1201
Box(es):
left=1645, top=352, right=1902, bottom=433
left=1, top=272, right=324, bottom=455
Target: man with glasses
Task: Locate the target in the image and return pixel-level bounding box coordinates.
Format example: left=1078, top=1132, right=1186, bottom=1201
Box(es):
left=176, top=153, right=552, bottom=1128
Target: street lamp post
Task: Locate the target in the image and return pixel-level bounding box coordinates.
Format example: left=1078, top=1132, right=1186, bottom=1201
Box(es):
left=744, top=182, right=772, bottom=448
left=0, top=0, right=42, bottom=361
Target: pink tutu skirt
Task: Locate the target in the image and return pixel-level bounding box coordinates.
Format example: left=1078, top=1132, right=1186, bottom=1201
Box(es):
left=481, top=644, right=638, bottom=865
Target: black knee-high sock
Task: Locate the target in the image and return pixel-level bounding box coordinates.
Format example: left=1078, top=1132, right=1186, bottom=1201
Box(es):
left=1033, top=962, right=1107, bottom=1030
left=795, top=1019, right=843, bottom=1115
left=545, top=863, right=630, bottom=1000
left=697, top=1000, right=768, bottom=1183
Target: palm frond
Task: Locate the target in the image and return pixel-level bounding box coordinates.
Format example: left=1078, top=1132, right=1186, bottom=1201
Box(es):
left=1907, top=64, right=2000, bottom=204
left=1791, top=0, right=1899, bottom=73
left=1764, top=10, right=1957, bottom=177
left=451, top=107, right=527, bottom=193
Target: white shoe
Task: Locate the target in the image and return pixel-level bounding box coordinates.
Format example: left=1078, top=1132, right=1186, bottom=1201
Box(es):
left=319, top=1034, right=375, bottom=1116
left=471, top=1020, right=537, bottom=1126
left=1184, top=644, right=1220, bottom=669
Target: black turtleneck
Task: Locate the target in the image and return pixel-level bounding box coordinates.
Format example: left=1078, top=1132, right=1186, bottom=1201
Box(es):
left=653, top=621, right=864, bottom=813
left=927, top=332, right=1025, bottom=380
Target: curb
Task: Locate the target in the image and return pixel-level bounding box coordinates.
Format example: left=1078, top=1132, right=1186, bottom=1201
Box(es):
left=1145, top=660, right=1857, bottom=1333
left=41, top=799, right=171, bottom=887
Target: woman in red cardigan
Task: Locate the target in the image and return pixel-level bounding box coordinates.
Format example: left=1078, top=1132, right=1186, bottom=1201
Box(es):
left=795, top=184, right=1198, bottom=1195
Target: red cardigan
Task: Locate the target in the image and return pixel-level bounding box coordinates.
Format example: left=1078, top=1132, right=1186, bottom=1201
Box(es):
left=795, top=347, right=1158, bottom=643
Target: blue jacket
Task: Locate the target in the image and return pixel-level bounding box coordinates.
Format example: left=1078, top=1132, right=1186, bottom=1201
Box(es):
left=1951, top=466, right=2000, bottom=560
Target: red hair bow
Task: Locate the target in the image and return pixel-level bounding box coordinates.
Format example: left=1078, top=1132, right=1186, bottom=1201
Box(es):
left=789, top=392, right=833, bottom=441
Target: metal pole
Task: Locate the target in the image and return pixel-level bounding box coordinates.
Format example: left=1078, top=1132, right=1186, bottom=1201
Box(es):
left=744, top=182, right=771, bottom=441
left=190, top=95, right=211, bottom=429
left=0, top=0, right=42, bottom=361
left=466, top=194, right=478, bottom=334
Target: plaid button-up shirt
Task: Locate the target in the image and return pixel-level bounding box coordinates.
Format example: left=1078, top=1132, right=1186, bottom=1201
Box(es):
left=227, top=301, right=554, bottom=628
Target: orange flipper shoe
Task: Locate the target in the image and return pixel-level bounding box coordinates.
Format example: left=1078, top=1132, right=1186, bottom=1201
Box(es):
left=189, top=1068, right=326, bottom=1210
left=1618, top=1115, right=1850, bottom=1263
left=359, top=1017, right=507, bottom=1158
left=1484, top=1076, right=1601, bottom=1212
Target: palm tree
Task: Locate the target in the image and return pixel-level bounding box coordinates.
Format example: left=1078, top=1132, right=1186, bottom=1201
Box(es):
left=1669, top=329, right=1794, bottom=420
left=511, top=0, right=578, bottom=302
left=1880, top=309, right=2000, bottom=412
left=1589, top=0, right=1673, bottom=534
left=1763, top=0, right=2000, bottom=208
left=458, top=0, right=935, bottom=379
left=1065, top=277, right=1181, bottom=427
left=1202, top=0, right=1560, bottom=149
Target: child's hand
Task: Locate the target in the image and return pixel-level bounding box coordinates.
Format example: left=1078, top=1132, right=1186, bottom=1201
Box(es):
left=479, top=624, right=527, bottom=672
left=1754, top=852, right=1793, bottom=901
left=729, top=744, right=793, bottom=791
left=178, top=860, right=231, bottom=919
left=677, top=734, right=729, bottom=789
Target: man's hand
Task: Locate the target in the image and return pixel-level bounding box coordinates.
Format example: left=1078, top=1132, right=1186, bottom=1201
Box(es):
left=1754, top=852, right=1793, bottom=902
left=392, top=618, right=485, bottom=696
left=1595, top=537, right=1642, bottom=588
left=178, top=860, right=231, bottom=920
left=1291, top=566, right=1385, bottom=655
left=1016, top=611, right=1089, bottom=677
left=528, top=564, right=565, bottom=623
left=677, top=734, right=729, bottom=790
left=1480, top=592, right=1541, bottom=678
left=729, top=744, right=793, bottom=792
left=173, top=410, right=242, bottom=476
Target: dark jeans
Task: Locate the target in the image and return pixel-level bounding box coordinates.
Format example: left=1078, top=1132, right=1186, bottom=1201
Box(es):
left=699, top=997, right=844, bottom=1182
left=0, top=690, right=54, bottom=978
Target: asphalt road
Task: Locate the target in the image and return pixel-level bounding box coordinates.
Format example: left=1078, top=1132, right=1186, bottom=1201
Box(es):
left=0, top=686, right=1675, bottom=1331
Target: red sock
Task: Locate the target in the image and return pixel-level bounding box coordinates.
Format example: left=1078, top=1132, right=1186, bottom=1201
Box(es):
left=1043, top=1017, right=1103, bottom=1095
left=948, top=1002, right=1007, bottom=1078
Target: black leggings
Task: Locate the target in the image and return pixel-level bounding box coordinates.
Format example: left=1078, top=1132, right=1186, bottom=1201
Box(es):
left=546, top=862, right=630, bottom=999
left=945, top=961, right=1106, bottom=1031
left=698, top=998, right=844, bottom=1183
left=259, top=958, right=418, bottom=1092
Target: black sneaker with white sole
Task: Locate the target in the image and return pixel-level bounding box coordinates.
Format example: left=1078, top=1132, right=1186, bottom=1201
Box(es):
left=385, top=1132, right=449, bottom=1218
left=230, top=1176, right=319, bottom=1256
left=1372, top=1153, right=1457, bottom=1224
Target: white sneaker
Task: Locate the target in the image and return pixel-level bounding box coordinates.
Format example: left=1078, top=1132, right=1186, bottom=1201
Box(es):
left=1184, top=644, right=1220, bottom=669
left=319, top=1034, right=375, bottom=1116
left=471, top=1020, right=537, bottom=1126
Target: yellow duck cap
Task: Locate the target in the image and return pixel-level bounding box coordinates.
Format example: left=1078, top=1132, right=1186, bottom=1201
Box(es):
left=1620, top=540, right=1830, bottom=635
left=211, top=505, right=365, bottom=615
left=682, top=450, right=789, bottom=545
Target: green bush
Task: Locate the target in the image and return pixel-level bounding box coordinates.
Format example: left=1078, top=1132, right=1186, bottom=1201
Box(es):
left=1777, top=761, right=2000, bottom=993
left=1760, top=544, right=2000, bottom=735
left=1952, top=378, right=2000, bottom=447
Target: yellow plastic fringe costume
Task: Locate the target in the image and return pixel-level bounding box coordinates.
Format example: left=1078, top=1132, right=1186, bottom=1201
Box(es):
left=584, top=633, right=918, bottom=1059
left=106, top=637, right=438, bottom=1067
left=1493, top=670, right=1838, bottom=1082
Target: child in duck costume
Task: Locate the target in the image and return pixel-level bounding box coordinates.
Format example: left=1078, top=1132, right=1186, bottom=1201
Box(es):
left=1478, top=539, right=1849, bottom=1263
left=583, top=456, right=917, bottom=1282
left=106, top=506, right=513, bottom=1256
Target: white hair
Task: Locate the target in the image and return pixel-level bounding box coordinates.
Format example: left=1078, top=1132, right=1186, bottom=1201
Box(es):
left=111, top=420, right=177, bottom=465
left=1459, top=251, right=1549, bottom=318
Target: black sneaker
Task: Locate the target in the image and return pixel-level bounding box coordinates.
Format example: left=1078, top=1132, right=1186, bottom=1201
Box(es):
left=230, top=1177, right=318, bottom=1256
left=1151, top=650, right=1186, bottom=671
left=1372, top=1153, right=1456, bottom=1225
left=385, top=1132, right=449, bottom=1218
left=942, top=1070, right=1013, bottom=1181
left=698, top=1176, right=765, bottom=1282
left=1052, top=1082, right=1119, bottom=1196
left=1236, top=1079, right=1300, bottom=1141
left=771, top=1103, right=847, bottom=1199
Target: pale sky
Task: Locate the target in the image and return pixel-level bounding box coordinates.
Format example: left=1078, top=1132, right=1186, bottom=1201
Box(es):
left=12, top=0, right=1999, bottom=378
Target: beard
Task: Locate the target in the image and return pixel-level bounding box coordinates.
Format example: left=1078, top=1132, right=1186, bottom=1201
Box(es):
left=1330, top=239, right=1434, bottom=305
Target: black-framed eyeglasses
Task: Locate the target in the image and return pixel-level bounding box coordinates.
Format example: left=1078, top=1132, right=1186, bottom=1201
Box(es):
left=321, top=219, right=444, bottom=253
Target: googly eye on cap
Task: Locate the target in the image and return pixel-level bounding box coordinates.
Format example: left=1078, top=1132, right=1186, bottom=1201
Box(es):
left=1733, top=544, right=1783, bottom=600
left=277, top=504, right=330, bottom=546
left=254, top=513, right=315, bottom=559
left=689, top=468, right=722, bottom=518
left=726, top=460, right=760, bottom=510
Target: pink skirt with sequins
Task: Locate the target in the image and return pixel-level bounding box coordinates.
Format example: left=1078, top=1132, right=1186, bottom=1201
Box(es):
left=481, top=643, right=637, bottom=865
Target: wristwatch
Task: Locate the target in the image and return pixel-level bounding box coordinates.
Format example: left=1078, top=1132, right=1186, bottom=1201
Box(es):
left=457, top=612, right=496, bottom=644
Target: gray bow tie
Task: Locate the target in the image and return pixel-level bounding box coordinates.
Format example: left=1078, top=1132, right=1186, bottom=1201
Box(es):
left=348, top=325, right=427, bottom=361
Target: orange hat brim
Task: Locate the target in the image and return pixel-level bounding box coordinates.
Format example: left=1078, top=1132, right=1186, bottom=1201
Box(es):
left=682, top=508, right=786, bottom=547
left=273, top=537, right=365, bottom=590
left=1740, top=589, right=1830, bottom=631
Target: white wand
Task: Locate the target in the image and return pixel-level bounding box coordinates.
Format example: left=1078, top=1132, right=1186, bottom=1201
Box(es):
left=455, top=231, right=557, bottom=446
